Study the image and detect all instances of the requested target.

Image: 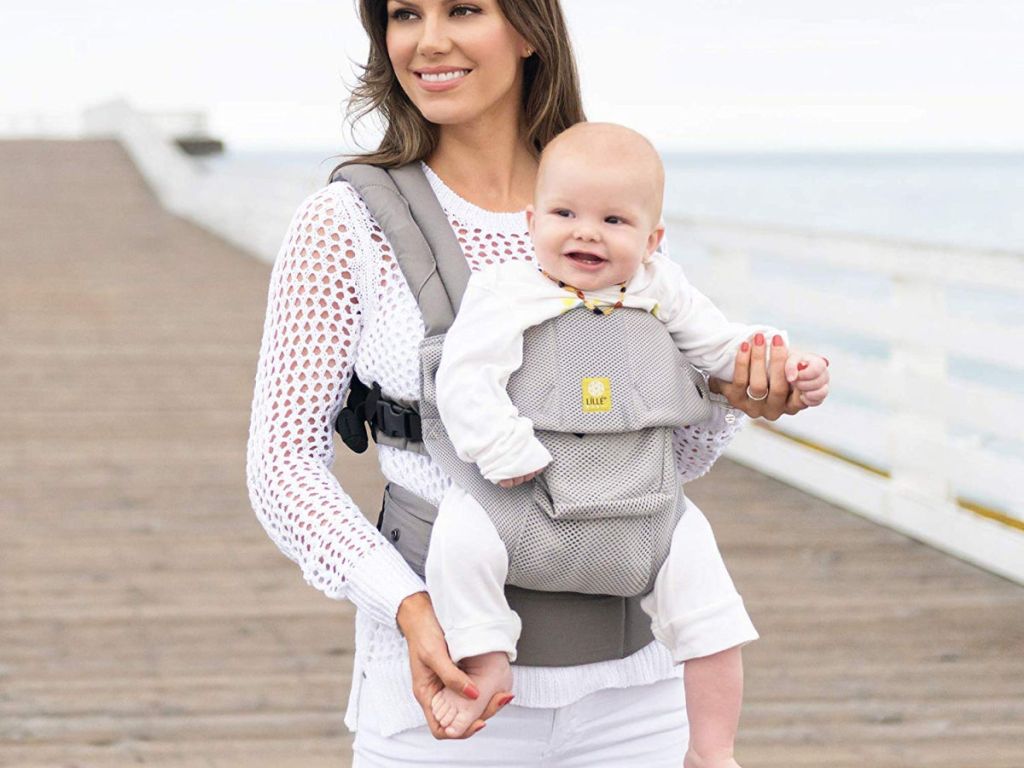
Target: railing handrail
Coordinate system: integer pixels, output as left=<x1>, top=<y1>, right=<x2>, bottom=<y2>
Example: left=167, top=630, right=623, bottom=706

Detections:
left=667, top=213, right=1024, bottom=292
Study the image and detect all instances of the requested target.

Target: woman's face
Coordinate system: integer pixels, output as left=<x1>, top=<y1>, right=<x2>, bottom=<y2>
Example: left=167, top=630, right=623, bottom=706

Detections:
left=385, top=0, right=531, bottom=129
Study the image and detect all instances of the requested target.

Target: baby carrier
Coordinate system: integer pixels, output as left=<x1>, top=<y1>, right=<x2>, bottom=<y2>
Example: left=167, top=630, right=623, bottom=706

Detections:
left=331, top=162, right=713, bottom=665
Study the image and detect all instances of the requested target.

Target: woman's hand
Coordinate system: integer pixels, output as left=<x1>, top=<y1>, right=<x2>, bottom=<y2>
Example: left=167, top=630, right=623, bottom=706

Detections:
left=397, top=591, right=513, bottom=739
left=709, top=332, right=829, bottom=421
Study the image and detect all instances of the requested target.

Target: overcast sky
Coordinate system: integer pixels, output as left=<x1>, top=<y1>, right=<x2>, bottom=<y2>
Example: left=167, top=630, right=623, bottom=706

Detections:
left=4, top=0, right=1023, bottom=151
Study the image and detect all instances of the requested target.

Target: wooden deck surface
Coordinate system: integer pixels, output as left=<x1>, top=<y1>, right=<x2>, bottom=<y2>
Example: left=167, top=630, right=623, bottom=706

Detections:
left=1, top=139, right=1022, bottom=767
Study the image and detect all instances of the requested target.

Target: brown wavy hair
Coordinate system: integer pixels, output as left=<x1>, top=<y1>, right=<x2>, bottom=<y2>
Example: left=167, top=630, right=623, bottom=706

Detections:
left=328, top=0, right=586, bottom=180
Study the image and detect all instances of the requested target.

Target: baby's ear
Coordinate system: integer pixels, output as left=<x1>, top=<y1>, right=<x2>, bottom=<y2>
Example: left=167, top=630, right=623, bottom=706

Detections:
left=525, top=204, right=535, bottom=235
left=644, top=223, right=666, bottom=262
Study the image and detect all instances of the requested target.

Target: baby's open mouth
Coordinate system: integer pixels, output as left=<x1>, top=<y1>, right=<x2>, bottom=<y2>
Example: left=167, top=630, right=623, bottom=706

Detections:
left=566, top=252, right=605, bottom=265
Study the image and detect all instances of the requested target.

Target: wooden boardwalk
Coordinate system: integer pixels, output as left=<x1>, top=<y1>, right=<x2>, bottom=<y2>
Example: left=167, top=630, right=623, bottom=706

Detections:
left=1, top=139, right=1021, bottom=767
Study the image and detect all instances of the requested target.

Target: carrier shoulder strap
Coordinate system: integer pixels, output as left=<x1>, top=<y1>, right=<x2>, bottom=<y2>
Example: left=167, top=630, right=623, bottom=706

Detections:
left=331, top=162, right=468, bottom=337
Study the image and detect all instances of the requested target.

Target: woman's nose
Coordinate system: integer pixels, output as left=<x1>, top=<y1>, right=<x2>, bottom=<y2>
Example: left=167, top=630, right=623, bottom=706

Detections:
left=417, top=16, right=453, bottom=57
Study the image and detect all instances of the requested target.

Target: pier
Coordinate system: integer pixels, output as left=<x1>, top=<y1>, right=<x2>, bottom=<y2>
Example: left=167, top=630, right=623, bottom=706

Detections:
left=1, top=138, right=1022, bottom=767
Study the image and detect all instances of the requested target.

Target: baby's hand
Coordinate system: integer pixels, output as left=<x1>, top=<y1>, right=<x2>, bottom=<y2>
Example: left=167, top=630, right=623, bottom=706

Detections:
left=497, top=468, right=544, bottom=488
left=784, top=352, right=830, bottom=407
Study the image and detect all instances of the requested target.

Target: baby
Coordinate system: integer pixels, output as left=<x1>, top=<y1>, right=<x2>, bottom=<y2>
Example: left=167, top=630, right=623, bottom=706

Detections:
left=423, top=122, right=829, bottom=767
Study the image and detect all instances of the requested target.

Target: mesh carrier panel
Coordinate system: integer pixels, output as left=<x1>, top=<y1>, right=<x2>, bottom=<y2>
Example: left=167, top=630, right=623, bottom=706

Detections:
left=420, top=307, right=712, bottom=597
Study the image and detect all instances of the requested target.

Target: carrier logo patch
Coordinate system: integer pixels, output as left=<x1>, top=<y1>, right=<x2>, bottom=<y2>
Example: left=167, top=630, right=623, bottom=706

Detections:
left=582, top=377, right=611, bottom=413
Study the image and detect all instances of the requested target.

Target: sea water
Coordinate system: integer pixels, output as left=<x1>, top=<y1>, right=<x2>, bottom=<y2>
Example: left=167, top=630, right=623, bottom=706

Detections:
left=201, top=149, right=1024, bottom=253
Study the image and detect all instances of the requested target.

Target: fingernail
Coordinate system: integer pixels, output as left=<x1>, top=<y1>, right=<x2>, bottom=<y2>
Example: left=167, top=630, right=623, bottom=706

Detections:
left=498, top=694, right=515, bottom=707
left=797, top=361, right=808, bottom=371
left=741, top=341, right=750, bottom=352
left=464, top=683, right=480, bottom=699
left=772, top=334, right=783, bottom=347
left=754, top=333, right=764, bottom=345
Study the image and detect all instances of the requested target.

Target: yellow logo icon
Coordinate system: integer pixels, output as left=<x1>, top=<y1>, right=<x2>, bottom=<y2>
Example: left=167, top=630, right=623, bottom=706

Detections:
left=582, top=377, right=612, bottom=413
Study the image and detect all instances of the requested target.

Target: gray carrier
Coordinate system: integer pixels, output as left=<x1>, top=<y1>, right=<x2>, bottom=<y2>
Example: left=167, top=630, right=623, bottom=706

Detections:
left=420, top=309, right=712, bottom=596
left=332, top=161, right=713, bottom=663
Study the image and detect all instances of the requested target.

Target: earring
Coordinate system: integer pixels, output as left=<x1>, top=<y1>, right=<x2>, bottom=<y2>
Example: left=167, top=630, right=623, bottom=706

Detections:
left=525, top=47, right=534, bottom=57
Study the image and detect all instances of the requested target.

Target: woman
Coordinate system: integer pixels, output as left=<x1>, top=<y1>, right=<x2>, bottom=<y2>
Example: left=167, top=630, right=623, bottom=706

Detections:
left=246, top=0, right=820, bottom=764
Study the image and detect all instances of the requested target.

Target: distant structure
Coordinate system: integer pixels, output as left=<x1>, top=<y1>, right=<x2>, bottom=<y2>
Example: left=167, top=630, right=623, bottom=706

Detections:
left=144, top=110, right=224, bottom=156
left=0, top=102, right=223, bottom=155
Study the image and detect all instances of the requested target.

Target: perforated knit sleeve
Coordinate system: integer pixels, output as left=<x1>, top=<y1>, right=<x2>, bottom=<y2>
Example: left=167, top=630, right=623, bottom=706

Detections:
left=673, top=401, right=746, bottom=483
left=246, top=184, right=426, bottom=628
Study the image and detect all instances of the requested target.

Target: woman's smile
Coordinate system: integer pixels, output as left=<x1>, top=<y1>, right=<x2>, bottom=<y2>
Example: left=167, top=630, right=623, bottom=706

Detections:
left=414, top=66, right=473, bottom=91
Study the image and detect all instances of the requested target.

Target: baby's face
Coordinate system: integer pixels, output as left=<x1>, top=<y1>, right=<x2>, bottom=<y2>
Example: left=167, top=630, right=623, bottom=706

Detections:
left=526, top=149, right=664, bottom=293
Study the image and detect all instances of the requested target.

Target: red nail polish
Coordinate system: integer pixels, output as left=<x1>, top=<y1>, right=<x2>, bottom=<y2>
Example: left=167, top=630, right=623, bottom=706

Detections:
left=754, top=333, right=764, bottom=346
left=823, top=357, right=830, bottom=367
left=772, top=334, right=783, bottom=347
left=741, top=341, right=750, bottom=352
left=797, top=361, right=808, bottom=371
left=498, top=694, right=515, bottom=706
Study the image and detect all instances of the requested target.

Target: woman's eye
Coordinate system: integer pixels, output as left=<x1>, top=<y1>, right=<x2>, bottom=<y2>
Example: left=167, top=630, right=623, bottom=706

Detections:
left=390, top=5, right=477, bottom=21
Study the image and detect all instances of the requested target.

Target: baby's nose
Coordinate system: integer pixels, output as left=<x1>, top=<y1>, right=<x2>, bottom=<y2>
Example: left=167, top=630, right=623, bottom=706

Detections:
left=573, top=225, right=599, bottom=241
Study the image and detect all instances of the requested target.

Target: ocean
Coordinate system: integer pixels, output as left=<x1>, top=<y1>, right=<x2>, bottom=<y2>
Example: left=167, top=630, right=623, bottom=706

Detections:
left=200, top=150, right=1024, bottom=254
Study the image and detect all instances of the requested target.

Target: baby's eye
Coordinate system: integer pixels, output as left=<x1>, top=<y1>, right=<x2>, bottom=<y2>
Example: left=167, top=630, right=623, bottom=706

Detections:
left=605, top=215, right=625, bottom=225
left=553, top=209, right=573, bottom=218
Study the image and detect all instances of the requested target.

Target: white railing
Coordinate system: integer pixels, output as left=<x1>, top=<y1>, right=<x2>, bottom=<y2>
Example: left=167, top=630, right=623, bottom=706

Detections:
left=0, top=112, right=81, bottom=138
left=1, top=108, right=208, bottom=141
left=81, top=99, right=321, bottom=261
left=143, top=110, right=209, bottom=139
left=668, top=215, right=1024, bottom=584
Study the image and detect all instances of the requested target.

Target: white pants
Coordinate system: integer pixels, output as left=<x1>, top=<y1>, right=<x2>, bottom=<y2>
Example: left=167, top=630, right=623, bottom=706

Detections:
left=425, top=485, right=758, bottom=665
left=352, top=676, right=688, bottom=767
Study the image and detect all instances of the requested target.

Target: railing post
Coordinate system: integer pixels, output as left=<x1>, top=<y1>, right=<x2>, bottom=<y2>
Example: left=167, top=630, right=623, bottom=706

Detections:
left=887, top=276, right=952, bottom=512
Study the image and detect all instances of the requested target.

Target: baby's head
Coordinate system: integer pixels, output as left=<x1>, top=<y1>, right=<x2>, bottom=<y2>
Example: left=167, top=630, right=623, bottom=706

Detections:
left=526, top=122, right=666, bottom=292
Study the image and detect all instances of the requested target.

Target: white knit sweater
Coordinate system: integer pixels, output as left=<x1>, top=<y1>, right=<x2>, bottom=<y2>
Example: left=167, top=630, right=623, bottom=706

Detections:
left=245, top=161, right=747, bottom=736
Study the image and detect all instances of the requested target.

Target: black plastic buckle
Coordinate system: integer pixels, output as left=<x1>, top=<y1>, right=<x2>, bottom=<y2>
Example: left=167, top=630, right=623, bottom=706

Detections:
left=335, top=376, right=371, bottom=453
left=374, top=400, right=422, bottom=441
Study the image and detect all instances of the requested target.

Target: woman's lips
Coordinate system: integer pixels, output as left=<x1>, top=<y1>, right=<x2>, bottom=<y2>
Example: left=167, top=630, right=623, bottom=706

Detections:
left=414, top=69, right=471, bottom=92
